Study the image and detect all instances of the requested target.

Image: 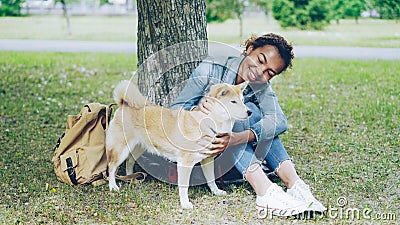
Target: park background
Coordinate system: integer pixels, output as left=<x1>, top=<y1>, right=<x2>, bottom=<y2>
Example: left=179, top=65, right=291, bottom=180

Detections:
left=0, top=0, right=399, bottom=224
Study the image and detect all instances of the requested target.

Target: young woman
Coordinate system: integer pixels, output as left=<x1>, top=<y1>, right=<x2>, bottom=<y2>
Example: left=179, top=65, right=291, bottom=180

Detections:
left=170, top=33, right=326, bottom=216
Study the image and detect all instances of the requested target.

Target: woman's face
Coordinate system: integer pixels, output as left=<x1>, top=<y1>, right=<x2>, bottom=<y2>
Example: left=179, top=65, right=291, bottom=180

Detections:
left=237, top=45, right=286, bottom=84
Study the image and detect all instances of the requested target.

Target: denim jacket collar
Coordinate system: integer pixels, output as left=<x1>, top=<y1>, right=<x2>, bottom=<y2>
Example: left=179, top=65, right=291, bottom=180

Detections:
left=221, top=55, right=245, bottom=85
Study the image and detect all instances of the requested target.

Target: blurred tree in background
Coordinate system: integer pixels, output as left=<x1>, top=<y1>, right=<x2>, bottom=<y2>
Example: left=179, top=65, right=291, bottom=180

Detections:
left=205, top=0, right=234, bottom=22
left=271, top=0, right=296, bottom=27
left=251, top=0, right=271, bottom=16
left=330, top=0, right=346, bottom=24
left=373, top=0, right=400, bottom=20
left=0, top=0, right=22, bottom=16
left=2, top=0, right=399, bottom=29
left=271, top=0, right=330, bottom=30
left=343, top=0, right=367, bottom=23
left=206, top=0, right=246, bottom=37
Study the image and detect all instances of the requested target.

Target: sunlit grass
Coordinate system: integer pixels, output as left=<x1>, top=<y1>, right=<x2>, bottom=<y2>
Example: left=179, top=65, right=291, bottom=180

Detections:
left=0, top=15, right=137, bottom=42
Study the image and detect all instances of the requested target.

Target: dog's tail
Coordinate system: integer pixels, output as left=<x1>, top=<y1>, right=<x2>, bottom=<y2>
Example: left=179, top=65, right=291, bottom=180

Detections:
left=114, top=80, right=146, bottom=109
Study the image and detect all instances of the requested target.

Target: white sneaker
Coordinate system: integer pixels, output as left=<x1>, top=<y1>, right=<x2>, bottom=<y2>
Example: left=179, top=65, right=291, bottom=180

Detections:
left=287, top=179, right=327, bottom=212
left=256, top=183, right=310, bottom=217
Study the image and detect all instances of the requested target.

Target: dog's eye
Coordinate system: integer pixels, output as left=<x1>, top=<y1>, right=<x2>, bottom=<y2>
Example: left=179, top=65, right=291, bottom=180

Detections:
left=231, top=100, right=237, bottom=104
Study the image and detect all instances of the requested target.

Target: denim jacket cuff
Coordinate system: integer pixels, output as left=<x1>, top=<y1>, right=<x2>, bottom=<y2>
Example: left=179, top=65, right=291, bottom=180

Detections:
left=181, top=105, right=194, bottom=111
left=250, top=123, right=262, bottom=143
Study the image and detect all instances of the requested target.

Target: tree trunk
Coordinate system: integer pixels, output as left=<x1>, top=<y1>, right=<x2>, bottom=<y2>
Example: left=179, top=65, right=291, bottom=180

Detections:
left=60, top=0, right=72, bottom=36
left=136, top=0, right=208, bottom=106
left=239, top=15, right=243, bottom=39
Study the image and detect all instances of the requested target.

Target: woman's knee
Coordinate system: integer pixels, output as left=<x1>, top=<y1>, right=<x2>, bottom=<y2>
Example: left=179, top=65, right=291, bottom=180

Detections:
left=227, top=144, right=257, bottom=174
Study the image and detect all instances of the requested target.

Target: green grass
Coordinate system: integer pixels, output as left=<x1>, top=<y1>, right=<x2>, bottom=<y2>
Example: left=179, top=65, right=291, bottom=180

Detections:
left=0, top=15, right=400, bottom=47
left=0, top=15, right=137, bottom=42
left=0, top=52, right=399, bottom=224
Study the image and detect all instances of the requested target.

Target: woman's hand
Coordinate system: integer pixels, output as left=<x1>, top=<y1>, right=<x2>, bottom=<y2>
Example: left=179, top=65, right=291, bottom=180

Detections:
left=199, top=130, right=256, bottom=157
left=199, top=133, right=232, bottom=157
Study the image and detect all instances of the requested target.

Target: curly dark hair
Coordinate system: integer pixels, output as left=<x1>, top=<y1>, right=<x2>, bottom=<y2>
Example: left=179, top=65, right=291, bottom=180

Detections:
left=243, top=33, right=294, bottom=73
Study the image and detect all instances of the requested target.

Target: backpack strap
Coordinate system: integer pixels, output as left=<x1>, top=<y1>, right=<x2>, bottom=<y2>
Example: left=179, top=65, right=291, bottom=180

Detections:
left=92, top=170, right=147, bottom=187
left=116, top=172, right=147, bottom=185
left=105, top=103, right=116, bottom=131
left=92, top=179, right=107, bottom=187
left=66, top=157, right=78, bottom=185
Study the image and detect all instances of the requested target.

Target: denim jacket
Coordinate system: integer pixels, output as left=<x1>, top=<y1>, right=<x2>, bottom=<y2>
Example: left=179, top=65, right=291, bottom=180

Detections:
left=170, top=55, right=288, bottom=142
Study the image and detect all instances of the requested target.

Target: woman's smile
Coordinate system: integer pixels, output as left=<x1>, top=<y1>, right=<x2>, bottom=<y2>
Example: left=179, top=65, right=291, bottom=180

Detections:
left=248, top=67, right=258, bottom=81
left=237, top=45, right=285, bottom=85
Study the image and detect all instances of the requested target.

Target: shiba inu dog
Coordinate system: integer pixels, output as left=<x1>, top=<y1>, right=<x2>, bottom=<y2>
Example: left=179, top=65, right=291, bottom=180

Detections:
left=106, top=79, right=250, bottom=209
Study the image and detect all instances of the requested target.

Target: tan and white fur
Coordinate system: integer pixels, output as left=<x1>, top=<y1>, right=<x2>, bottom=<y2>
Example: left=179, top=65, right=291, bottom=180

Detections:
left=106, top=80, right=250, bottom=209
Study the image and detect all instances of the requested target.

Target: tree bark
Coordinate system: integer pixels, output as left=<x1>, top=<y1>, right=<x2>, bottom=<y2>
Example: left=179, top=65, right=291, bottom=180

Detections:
left=60, top=0, right=72, bottom=36
left=136, top=0, right=208, bottom=106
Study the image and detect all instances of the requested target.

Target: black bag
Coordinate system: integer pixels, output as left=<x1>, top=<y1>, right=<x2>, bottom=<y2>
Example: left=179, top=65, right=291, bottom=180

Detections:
left=134, top=152, right=277, bottom=188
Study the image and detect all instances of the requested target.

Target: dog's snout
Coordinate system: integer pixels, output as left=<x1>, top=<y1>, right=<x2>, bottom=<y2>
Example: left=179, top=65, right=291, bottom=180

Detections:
left=247, top=110, right=252, bottom=116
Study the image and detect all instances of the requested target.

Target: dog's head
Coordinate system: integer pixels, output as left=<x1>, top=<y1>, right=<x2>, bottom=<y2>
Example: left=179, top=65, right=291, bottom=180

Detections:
left=208, top=82, right=251, bottom=121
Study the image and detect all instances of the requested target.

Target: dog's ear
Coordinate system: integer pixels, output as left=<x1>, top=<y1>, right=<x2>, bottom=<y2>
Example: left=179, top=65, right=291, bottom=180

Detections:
left=220, top=89, right=230, bottom=97
left=237, top=81, right=249, bottom=92
left=209, top=83, right=230, bottom=98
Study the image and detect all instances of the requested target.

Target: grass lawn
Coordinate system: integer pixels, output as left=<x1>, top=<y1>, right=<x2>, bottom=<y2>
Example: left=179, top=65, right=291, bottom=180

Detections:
left=0, top=52, right=399, bottom=224
left=0, top=15, right=399, bottom=47
left=0, top=15, right=137, bottom=42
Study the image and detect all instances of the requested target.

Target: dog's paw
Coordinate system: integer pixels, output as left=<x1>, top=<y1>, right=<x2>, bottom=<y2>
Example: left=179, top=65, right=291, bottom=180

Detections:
left=180, top=201, right=194, bottom=209
left=213, top=189, right=227, bottom=196
left=109, top=182, right=120, bottom=192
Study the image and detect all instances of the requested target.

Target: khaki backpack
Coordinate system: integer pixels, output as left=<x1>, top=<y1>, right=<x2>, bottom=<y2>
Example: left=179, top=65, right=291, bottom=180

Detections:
left=52, top=103, right=145, bottom=186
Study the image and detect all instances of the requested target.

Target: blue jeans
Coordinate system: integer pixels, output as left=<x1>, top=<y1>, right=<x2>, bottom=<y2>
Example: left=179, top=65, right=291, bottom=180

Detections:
left=225, top=102, right=291, bottom=176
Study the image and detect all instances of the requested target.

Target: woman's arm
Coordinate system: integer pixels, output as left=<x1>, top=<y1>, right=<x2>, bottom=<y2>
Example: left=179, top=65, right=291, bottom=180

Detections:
left=169, top=62, right=211, bottom=110
left=253, top=84, right=288, bottom=142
